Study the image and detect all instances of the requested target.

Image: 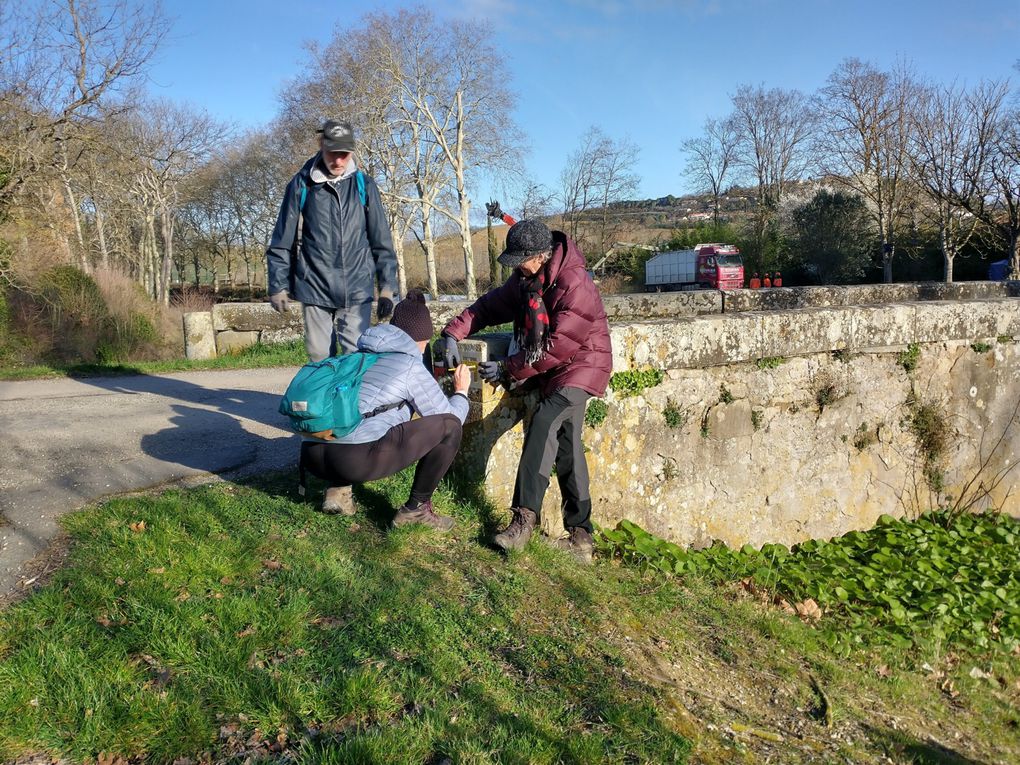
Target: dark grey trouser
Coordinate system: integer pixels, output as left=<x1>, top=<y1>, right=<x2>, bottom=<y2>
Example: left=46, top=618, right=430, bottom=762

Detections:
left=303, top=302, right=373, bottom=361
left=513, top=386, right=593, bottom=533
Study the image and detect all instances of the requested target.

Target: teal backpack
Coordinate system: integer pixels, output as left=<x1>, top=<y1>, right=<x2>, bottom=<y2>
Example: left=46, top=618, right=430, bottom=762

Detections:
left=279, top=351, right=404, bottom=438
left=280, top=351, right=407, bottom=495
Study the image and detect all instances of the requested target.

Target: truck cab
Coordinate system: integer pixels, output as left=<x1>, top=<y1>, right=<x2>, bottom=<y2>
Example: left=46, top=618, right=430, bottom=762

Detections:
left=694, top=243, right=744, bottom=289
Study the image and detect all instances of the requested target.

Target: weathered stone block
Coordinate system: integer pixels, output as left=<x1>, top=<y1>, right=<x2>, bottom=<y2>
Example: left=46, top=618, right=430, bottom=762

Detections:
left=260, top=327, right=304, bottom=345
left=215, top=330, right=260, bottom=355
left=851, top=303, right=916, bottom=350
left=213, top=302, right=302, bottom=332
left=760, top=307, right=852, bottom=358
left=183, top=311, right=216, bottom=360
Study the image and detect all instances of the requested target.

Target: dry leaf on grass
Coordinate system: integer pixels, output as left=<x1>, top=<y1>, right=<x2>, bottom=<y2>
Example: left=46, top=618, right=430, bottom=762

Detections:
left=876, top=664, right=893, bottom=678
left=236, top=626, right=256, bottom=638
left=128, top=521, right=146, bottom=533
left=262, top=559, right=283, bottom=570
left=794, top=598, right=822, bottom=624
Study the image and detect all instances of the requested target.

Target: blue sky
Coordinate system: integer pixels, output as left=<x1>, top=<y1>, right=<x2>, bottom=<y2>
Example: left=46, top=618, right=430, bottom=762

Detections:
left=146, top=0, right=1019, bottom=202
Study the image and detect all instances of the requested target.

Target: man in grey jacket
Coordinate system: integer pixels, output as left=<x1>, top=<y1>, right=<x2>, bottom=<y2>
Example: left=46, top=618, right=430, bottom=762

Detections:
left=266, top=119, right=398, bottom=361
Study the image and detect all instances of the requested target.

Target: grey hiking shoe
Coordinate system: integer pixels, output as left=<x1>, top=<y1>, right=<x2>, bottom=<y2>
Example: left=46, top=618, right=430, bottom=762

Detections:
left=322, top=485, right=355, bottom=515
left=554, top=527, right=594, bottom=564
left=493, top=507, right=537, bottom=551
left=392, top=501, right=455, bottom=532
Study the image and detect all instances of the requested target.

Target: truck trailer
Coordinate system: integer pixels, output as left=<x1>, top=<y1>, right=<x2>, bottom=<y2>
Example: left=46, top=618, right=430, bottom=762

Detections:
left=644, top=243, right=744, bottom=291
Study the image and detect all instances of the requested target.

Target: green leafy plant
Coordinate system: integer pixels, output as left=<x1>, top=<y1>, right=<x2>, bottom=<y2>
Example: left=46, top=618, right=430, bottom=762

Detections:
left=751, top=409, right=763, bottom=431
left=718, top=384, right=734, bottom=404
left=970, top=341, right=992, bottom=353
left=609, top=368, right=664, bottom=397
left=585, top=398, right=609, bottom=428
left=755, top=356, right=785, bottom=370
left=662, top=398, right=687, bottom=429
left=897, top=343, right=921, bottom=373
left=997, top=335, right=1013, bottom=344
left=597, top=511, right=1020, bottom=655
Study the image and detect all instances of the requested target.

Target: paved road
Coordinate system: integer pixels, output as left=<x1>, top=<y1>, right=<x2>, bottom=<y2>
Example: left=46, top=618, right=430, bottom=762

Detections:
left=0, top=367, right=302, bottom=600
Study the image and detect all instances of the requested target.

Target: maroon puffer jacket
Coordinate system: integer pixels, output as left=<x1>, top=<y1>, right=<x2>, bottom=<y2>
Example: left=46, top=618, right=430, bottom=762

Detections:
left=443, top=231, right=612, bottom=397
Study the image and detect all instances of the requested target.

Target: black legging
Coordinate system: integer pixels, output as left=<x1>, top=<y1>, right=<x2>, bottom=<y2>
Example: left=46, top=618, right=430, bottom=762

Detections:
left=302, top=414, right=463, bottom=507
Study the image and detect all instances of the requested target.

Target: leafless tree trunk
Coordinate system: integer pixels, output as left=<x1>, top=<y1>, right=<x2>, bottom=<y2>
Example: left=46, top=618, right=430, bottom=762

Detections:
left=908, top=82, right=983, bottom=282
left=681, top=116, right=740, bottom=226
left=816, top=59, right=918, bottom=283
left=560, top=126, right=640, bottom=258
left=730, top=84, right=815, bottom=268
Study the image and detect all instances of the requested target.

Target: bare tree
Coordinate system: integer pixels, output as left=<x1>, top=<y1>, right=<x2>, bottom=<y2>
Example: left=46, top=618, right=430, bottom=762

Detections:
left=815, top=59, right=918, bottom=282
left=560, top=126, right=641, bottom=258
left=681, top=116, right=740, bottom=226
left=730, top=84, right=815, bottom=267
left=908, top=82, right=983, bottom=282
left=0, top=0, right=168, bottom=210
left=123, top=101, right=226, bottom=303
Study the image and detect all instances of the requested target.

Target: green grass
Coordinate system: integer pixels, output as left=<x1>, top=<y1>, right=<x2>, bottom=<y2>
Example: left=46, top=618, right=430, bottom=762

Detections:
left=0, top=340, right=307, bottom=381
left=1, top=472, right=1017, bottom=764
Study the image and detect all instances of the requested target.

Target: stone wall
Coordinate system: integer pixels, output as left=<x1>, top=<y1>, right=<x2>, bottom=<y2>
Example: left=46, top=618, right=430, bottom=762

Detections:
left=181, top=282, right=1018, bottom=359
left=455, top=297, right=1020, bottom=547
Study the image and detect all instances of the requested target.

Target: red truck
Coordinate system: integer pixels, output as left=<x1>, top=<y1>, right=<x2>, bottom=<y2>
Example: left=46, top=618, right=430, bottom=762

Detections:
left=644, top=243, right=745, bottom=291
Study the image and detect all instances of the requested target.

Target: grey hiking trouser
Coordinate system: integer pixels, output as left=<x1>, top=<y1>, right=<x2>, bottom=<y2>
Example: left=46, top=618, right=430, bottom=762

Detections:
left=303, top=302, right=373, bottom=361
left=513, top=386, right=593, bottom=533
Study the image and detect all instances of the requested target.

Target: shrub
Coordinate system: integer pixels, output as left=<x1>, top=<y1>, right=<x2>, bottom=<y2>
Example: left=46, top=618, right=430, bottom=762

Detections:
left=663, top=398, right=687, bottom=429
left=897, top=343, right=920, bottom=373
left=584, top=398, right=608, bottom=428
left=609, top=368, right=664, bottom=397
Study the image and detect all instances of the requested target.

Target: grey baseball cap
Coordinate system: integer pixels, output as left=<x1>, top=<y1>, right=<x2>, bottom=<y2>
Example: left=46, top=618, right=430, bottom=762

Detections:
left=318, top=119, right=356, bottom=153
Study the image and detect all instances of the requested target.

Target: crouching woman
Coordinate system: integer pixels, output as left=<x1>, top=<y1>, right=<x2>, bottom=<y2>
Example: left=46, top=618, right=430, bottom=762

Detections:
left=301, top=289, right=471, bottom=530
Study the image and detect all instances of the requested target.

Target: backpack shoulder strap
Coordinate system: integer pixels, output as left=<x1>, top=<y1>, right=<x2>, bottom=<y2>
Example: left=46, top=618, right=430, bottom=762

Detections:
left=356, top=170, right=366, bottom=208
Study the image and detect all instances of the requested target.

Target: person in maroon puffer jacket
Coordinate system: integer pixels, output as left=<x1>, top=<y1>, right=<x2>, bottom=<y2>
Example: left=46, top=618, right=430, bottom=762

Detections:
left=434, top=219, right=612, bottom=563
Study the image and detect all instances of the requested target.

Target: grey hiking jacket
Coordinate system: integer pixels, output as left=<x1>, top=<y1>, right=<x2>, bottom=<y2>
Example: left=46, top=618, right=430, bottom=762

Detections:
left=326, top=323, right=469, bottom=445
left=266, top=155, right=397, bottom=310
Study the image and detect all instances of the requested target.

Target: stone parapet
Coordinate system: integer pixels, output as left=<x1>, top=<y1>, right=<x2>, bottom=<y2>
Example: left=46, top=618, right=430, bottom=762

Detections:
left=722, top=281, right=1014, bottom=312
left=457, top=296, right=1020, bottom=548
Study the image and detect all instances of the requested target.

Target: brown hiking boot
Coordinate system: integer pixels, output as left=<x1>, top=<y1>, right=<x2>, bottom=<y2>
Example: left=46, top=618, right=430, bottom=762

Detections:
left=321, top=485, right=355, bottom=515
left=554, top=527, right=595, bottom=564
left=392, top=501, right=455, bottom=532
left=493, top=507, right=537, bottom=551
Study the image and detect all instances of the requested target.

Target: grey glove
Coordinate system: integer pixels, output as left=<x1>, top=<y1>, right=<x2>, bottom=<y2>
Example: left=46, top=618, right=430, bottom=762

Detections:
left=377, top=296, right=394, bottom=320
left=478, top=359, right=507, bottom=385
left=269, top=291, right=290, bottom=313
left=433, top=335, right=461, bottom=369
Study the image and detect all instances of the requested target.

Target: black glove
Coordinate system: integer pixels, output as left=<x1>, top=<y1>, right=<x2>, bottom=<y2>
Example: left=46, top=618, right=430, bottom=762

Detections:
left=377, top=296, right=394, bottom=320
left=485, top=200, right=504, bottom=220
left=478, top=359, right=507, bottom=384
left=433, top=335, right=461, bottom=368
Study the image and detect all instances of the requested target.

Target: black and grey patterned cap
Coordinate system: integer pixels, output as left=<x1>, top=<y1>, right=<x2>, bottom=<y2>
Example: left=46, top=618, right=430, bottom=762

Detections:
left=318, top=119, right=356, bottom=153
left=498, top=219, right=553, bottom=268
